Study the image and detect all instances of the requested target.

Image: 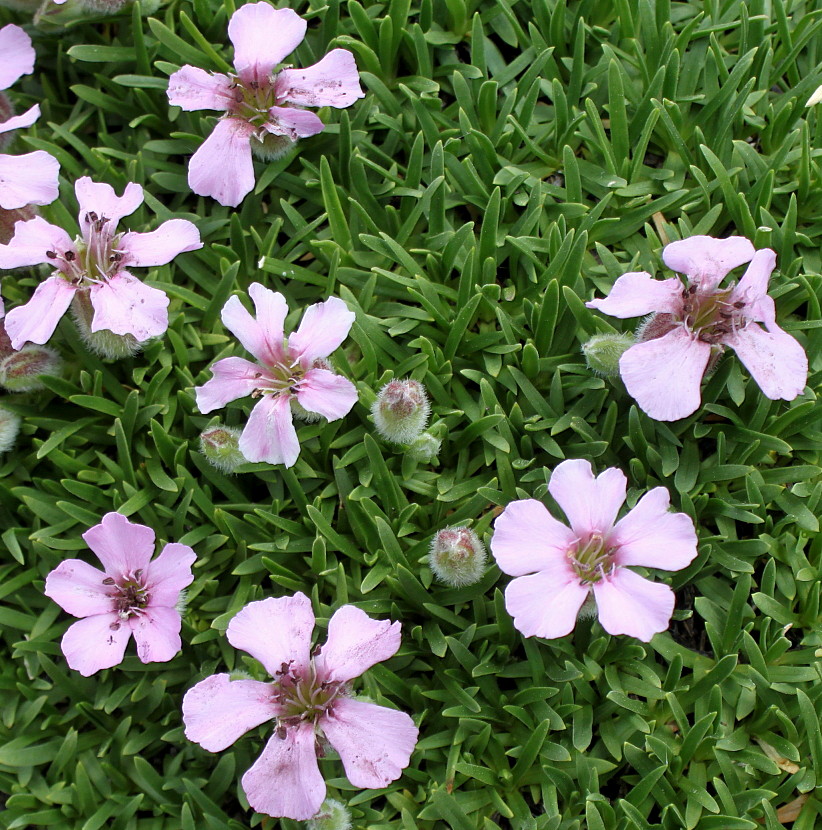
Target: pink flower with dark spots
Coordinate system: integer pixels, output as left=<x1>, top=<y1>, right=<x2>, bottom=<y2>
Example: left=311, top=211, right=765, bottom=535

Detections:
left=182, top=593, right=418, bottom=820
left=586, top=235, right=808, bottom=421
left=195, top=282, right=357, bottom=468
left=167, top=2, right=364, bottom=206
left=491, top=459, right=698, bottom=642
left=0, top=176, right=201, bottom=350
left=44, top=512, right=196, bottom=676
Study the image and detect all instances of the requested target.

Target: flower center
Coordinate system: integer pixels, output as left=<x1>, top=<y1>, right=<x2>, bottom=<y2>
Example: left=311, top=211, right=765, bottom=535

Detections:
left=104, top=569, right=150, bottom=620
left=228, top=74, right=282, bottom=127
left=272, top=660, right=344, bottom=731
left=568, top=532, right=615, bottom=584
left=46, top=212, right=124, bottom=285
left=680, top=284, right=746, bottom=344
left=252, top=354, right=306, bottom=398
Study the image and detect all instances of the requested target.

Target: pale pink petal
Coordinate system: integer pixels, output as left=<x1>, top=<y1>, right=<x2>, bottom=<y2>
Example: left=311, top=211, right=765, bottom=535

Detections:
left=221, top=283, right=287, bottom=365
left=60, top=612, right=132, bottom=676
left=321, top=698, right=417, bottom=789
left=0, top=216, right=74, bottom=269
left=195, top=356, right=268, bottom=413
left=226, top=593, right=315, bottom=677
left=129, top=605, right=183, bottom=664
left=548, top=459, right=627, bottom=535
left=0, top=151, right=60, bottom=209
left=490, top=498, right=576, bottom=577
left=295, top=368, right=357, bottom=421
left=44, top=559, right=115, bottom=618
left=167, top=66, right=233, bottom=112
left=725, top=322, right=808, bottom=401
left=183, top=673, right=280, bottom=752
left=0, top=104, right=41, bottom=135
left=593, top=568, right=675, bottom=641
left=315, top=605, right=400, bottom=684
left=264, top=107, right=325, bottom=140
left=4, top=277, right=75, bottom=349
left=0, top=25, right=35, bottom=91
left=228, top=4, right=307, bottom=83
left=610, top=488, right=698, bottom=571
left=276, top=49, right=364, bottom=109
left=662, top=235, right=755, bottom=290
left=188, top=118, right=256, bottom=208
left=82, top=511, right=156, bottom=578
left=120, top=219, right=202, bottom=267
left=74, top=178, right=143, bottom=234
left=88, top=272, right=169, bottom=341
left=241, top=722, right=325, bottom=821
left=618, top=328, right=711, bottom=421
left=504, top=571, right=590, bottom=639
left=586, top=272, right=683, bottom=318
left=239, top=393, right=301, bottom=467
left=288, top=296, right=355, bottom=364
left=730, top=249, right=777, bottom=327
left=143, top=542, right=196, bottom=607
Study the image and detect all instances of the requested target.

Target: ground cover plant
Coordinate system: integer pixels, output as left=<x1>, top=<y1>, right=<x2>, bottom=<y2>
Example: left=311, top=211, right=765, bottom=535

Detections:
left=1, top=0, right=821, bottom=828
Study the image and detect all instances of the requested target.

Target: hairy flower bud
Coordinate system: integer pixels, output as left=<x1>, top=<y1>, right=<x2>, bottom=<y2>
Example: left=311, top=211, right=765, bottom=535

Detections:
left=582, top=333, right=635, bottom=377
left=429, top=526, right=487, bottom=588
left=0, top=344, right=62, bottom=392
left=406, top=430, right=441, bottom=463
left=307, top=799, right=352, bottom=830
left=199, top=424, right=245, bottom=473
left=372, top=379, right=430, bottom=444
left=0, top=405, right=21, bottom=452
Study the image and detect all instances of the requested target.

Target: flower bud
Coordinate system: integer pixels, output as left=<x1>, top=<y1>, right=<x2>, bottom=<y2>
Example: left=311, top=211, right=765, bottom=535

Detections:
left=199, top=424, right=245, bottom=473
left=70, top=291, right=142, bottom=359
left=307, top=799, right=352, bottom=830
left=406, top=430, right=441, bottom=463
left=0, top=405, right=21, bottom=452
left=0, top=344, right=63, bottom=392
left=581, top=333, right=635, bottom=377
left=372, top=379, right=430, bottom=444
left=429, top=526, right=487, bottom=588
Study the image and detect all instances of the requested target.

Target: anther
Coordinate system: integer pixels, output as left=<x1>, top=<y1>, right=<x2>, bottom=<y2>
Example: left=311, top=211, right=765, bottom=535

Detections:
left=65, top=251, right=76, bottom=262
left=102, top=577, right=115, bottom=585
left=46, top=250, right=57, bottom=259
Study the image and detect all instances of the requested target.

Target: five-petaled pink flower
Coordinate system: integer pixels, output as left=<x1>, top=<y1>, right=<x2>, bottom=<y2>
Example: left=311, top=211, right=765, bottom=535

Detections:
left=167, top=2, right=365, bottom=206
left=0, top=24, right=60, bottom=210
left=195, top=282, right=357, bottom=468
left=586, top=235, right=808, bottom=421
left=44, top=512, right=196, bottom=676
left=491, top=459, right=698, bottom=642
left=0, top=176, right=202, bottom=350
left=182, top=592, right=418, bottom=820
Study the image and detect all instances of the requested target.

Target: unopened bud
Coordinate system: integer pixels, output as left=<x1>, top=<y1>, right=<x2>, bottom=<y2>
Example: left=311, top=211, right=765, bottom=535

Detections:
left=199, top=424, right=245, bottom=473
left=0, top=344, right=62, bottom=391
left=581, top=333, right=635, bottom=377
left=70, top=291, right=142, bottom=359
left=78, top=0, right=130, bottom=12
left=307, top=798, right=352, bottom=830
left=429, top=526, right=487, bottom=588
left=406, top=430, right=441, bottom=463
left=372, top=379, right=430, bottom=444
left=0, top=405, right=21, bottom=452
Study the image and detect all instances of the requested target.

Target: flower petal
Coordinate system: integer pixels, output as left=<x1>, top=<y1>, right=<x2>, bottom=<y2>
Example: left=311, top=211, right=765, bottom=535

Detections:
left=315, top=605, right=401, bottom=684
left=89, top=272, right=169, bottom=341
left=228, top=4, right=307, bottom=83
left=167, top=66, right=233, bottom=112
left=74, top=178, right=143, bottom=235
left=4, top=276, right=75, bottom=349
left=183, top=673, right=280, bottom=752
left=44, top=559, right=115, bottom=618
left=618, top=328, right=711, bottom=421
left=0, top=24, right=35, bottom=91
left=60, top=612, right=132, bottom=676
left=548, top=459, right=627, bottom=536
left=593, top=569, right=675, bottom=642
left=725, top=322, right=808, bottom=402
left=120, top=219, right=202, bottom=267
left=276, top=49, right=365, bottom=109
left=239, top=393, right=301, bottom=468
left=295, top=368, right=357, bottom=421
left=0, top=104, right=41, bottom=135
left=730, top=249, right=777, bottom=327
left=188, top=118, right=256, bottom=207
left=611, top=488, right=698, bottom=571
left=82, top=511, right=156, bottom=578
left=0, top=216, right=74, bottom=269
left=586, top=272, right=683, bottom=318
left=504, top=571, right=590, bottom=639
left=662, top=235, right=755, bottom=290
left=241, top=722, right=325, bottom=821
left=0, top=151, right=60, bottom=210
left=490, top=498, right=576, bottom=577
left=144, top=542, right=196, bottom=607
left=195, top=356, right=267, bottom=413
left=129, top=606, right=183, bottom=664
left=322, top=699, right=418, bottom=789
left=289, top=296, right=355, bottom=364
left=221, top=283, right=287, bottom=365
left=226, top=593, right=315, bottom=677
left=264, top=107, right=325, bottom=140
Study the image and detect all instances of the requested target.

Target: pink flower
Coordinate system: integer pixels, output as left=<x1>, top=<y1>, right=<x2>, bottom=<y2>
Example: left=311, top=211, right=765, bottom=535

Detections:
left=44, top=512, right=196, bottom=676
left=491, top=459, right=698, bottom=642
left=0, top=24, right=60, bottom=210
left=586, top=235, right=808, bottom=420
left=167, top=2, right=365, bottom=206
left=0, top=176, right=202, bottom=350
left=182, top=593, right=418, bottom=820
left=195, top=283, right=357, bottom=468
